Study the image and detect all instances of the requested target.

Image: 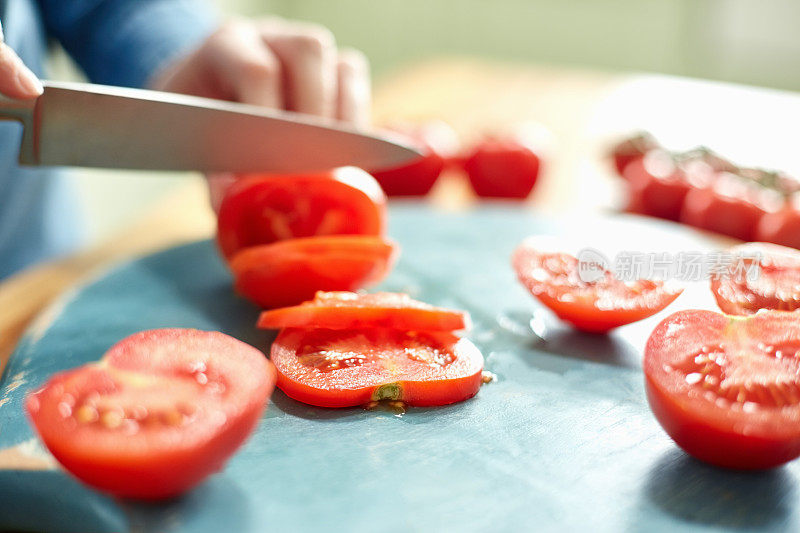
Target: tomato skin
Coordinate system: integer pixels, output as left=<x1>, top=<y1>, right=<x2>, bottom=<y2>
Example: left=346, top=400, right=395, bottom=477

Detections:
left=271, top=328, right=483, bottom=408
left=257, top=291, right=471, bottom=332
left=512, top=238, right=682, bottom=333
left=756, top=206, right=800, bottom=250
left=464, top=137, right=541, bottom=198
left=624, top=154, right=691, bottom=221
left=216, top=167, right=386, bottom=259
left=26, top=329, right=276, bottom=499
left=610, top=132, right=660, bottom=176
left=680, top=173, right=766, bottom=241
left=370, top=122, right=458, bottom=196
left=710, top=242, right=800, bottom=315
left=230, top=236, right=399, bottom=309
left=644, top=310, right=800, bottom=469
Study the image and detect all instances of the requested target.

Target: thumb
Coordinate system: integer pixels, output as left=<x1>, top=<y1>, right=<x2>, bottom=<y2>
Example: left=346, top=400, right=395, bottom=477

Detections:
left=0, top=20, right=42, bottom=99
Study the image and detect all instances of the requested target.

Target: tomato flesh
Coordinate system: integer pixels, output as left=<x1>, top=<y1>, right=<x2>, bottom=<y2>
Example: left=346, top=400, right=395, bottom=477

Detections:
left=230, top=236, right=399, bottom=309
left=645, top=310, right=800, bottom=469
left=512, top=239, right=682, bottom=333
left=216, top=167, right=386, bottom=259
left=271, top=328, right=484, bottom=408
left=258, top=291, right=471, bottom=332
left=711, top=242, right=800, bottom=315
left=25, top=329, right=276, bottom=499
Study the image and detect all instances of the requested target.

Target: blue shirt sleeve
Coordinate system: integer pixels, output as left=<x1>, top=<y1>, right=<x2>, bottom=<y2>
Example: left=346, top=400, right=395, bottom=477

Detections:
left=37, top=0, right=219, bottom=89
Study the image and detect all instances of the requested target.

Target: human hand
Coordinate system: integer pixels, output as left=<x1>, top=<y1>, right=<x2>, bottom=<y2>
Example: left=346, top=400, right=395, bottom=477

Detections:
left=150, top=17, right=371, bottom=212
left=0, top=21, right=43, bottom=99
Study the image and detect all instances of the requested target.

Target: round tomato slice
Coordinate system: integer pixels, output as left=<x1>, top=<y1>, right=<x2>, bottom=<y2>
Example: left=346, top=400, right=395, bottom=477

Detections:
left=230, top=236, right=399, bottom=309
left=512, top=239, right=682, bottom=333
left=710, top=242, right=800, bottom=315
left=216, top=166, right=386, bottom=259
left=271, top=327, right=483, bottom=408
left=645, top=309, right=800, bottom=469
left=258, top=291, right=471, bottom=332
left=26, top=329, right=276, bottom=499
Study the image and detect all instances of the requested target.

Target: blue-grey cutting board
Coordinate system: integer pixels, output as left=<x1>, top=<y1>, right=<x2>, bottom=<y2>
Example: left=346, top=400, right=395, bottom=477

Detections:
left=1, top=204, right=797, bottom=533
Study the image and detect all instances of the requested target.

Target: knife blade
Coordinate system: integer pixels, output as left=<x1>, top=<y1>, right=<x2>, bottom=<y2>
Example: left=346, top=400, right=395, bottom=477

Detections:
left=0, top=81, right=420, bottom=173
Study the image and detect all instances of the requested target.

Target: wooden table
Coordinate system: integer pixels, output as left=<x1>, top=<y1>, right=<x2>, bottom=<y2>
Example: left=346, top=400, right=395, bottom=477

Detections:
left=3, top=57, right=800, bottom=373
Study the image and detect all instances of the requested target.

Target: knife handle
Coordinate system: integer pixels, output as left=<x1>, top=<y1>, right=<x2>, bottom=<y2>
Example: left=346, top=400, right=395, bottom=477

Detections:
left=0, top=94, right=37, bottom=164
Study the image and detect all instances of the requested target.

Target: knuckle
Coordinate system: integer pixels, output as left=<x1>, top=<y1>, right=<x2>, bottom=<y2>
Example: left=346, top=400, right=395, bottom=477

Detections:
left=241, top=58, right=280, bottom=82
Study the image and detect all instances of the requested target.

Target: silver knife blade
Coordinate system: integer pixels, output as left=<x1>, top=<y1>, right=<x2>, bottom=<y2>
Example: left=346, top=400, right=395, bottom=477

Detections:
left=3, top=81, right=420, bottom=173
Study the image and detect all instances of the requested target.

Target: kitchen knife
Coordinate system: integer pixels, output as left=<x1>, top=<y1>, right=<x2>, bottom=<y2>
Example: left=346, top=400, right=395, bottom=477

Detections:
left=0, top=80, right=420, bottom=173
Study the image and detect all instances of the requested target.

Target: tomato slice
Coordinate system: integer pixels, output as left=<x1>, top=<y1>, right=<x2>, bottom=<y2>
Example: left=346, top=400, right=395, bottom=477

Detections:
left=216, top=167, right=386, bottom=259
left=230, top=236, right=399, bottom=309
left=257, top=291, right=471, bottom=332
left=25, top=329, right=276, bottom=499
left=512, top=238, right=682, bottom=333
left=645, top=309, right=800, bottom=469
left=710, top=242, right=800, bottom=315
left=271, top=327, right=483, bottom=408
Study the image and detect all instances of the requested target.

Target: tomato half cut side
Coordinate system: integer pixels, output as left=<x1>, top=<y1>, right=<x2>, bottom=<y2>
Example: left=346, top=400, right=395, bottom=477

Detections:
left=512, top=238, right=682, bottom=333
left=258, top=291, right=471, bottom=332
left=26, top=329, right=276, bottom=499
left=645, top=309, right=800, bottom=469
left=230, top=236, right=399, bottom=309
left=217, top=167, right=387, bottom=259
left=271, top=327, right=483, bottom=408
left=710, top=242, right=800, bottom=315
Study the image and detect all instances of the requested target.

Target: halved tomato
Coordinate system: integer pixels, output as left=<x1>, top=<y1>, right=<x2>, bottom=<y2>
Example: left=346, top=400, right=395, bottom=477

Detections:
left=258, top=291, right=471, bottom=332
left=271, top=327, right=483, bottom=407
left=230, top=236, right=399, bottom=309
left=710, top=242, right=800, bottom=315
left=216, top=167, right=386, bottom=259
left=26, top=329, right=276, bottom=499
left=512, top=239, right=682, bottom=333
left=645, top=309, right=800, bottom=469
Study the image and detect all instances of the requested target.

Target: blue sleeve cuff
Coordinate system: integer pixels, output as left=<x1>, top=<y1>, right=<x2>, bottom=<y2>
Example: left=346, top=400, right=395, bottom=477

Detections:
left=41, top=0, right=220, bottom=89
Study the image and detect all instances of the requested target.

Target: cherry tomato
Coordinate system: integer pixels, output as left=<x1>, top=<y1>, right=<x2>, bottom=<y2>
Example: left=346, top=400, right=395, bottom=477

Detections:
left=757, top=205, right=800, bottom=250
left=610, top=132, right=659, bottom=176
left=271, top=327, right=483, bottom=408
left=645, top=309, right=800, bottom=469
left=512, top=238, right=682, bottom=333
left=258, top=291, right=471, bottom=332
left=624, top=151, right=694, bottom=221
left=230, top=236, right=399, bottom=309
left=710, top=242, right=800, bottom=315
left=679, top=172, right=775, bottom=241
left=216, top=167, right=386, bottom=259
left=463, top=134, right=542, bottom=198
left=25, top=329, right=276, bottom=499
left=370, top=121, right=459, bottom=196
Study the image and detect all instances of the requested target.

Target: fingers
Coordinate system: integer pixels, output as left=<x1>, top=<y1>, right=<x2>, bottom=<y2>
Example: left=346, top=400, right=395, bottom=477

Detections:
left=336, top=48, right=370, bottom=127
left=260, top=20, right=337, bottom=118
left=0, top=22, right=42, bottom=99
left=205, top=20, right=283, bottom=108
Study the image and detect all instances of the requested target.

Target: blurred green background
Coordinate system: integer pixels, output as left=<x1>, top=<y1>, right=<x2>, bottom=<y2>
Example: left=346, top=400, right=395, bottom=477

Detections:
left=225, top=0, right=800, bottom=91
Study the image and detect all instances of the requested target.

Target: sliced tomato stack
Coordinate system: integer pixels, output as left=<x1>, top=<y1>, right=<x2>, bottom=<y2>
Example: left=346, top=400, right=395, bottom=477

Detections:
left=216, top=167, right=399, bottom=308
left=258, top=291, right=484, bottom=408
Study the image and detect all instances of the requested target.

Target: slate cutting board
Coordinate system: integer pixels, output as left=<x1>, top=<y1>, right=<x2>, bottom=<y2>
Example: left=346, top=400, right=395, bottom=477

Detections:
left=0, top=204, right=797, bottom=532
